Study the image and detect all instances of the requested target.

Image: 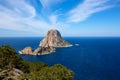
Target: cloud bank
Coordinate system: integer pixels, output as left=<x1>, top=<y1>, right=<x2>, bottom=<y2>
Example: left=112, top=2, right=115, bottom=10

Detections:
left=0, top=0, right=119, bottom=36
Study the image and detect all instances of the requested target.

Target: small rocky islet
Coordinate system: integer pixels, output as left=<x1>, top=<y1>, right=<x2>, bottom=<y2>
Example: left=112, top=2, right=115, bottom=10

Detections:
left=19, top=29, right=72, bottom=55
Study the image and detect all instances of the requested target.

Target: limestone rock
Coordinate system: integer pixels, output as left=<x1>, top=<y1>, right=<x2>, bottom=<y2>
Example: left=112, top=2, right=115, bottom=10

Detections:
left=1, top=68, right=24, bottom=80
left=33, top=47, right=55, bottom=55
left=19, top=47, right=33, bottom=55
left=19, top=29, right=72, bottom=55
left=40, top=29, right=72, bottom=47
left=8, top=68, right=24, bottom=79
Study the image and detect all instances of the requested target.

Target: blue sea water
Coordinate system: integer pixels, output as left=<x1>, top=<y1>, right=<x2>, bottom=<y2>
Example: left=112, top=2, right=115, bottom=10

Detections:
left=0, top=37, right=120, bottom=80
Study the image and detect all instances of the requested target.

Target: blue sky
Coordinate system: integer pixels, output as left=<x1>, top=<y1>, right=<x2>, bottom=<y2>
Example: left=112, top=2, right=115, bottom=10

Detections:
left=0, top=0, right=120, bottom=37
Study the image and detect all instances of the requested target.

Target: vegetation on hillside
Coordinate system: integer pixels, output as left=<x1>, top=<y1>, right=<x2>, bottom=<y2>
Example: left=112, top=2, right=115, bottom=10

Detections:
left=0, top=45, right=74, bottom=80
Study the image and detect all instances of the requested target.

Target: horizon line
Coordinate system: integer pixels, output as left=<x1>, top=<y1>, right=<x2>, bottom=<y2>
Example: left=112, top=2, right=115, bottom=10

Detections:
left=0, top=36, right=120, bottom=38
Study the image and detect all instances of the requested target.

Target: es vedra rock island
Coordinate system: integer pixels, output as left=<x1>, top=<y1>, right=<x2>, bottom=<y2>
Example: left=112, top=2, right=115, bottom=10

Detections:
left=19, top=29, right=72, bottom=55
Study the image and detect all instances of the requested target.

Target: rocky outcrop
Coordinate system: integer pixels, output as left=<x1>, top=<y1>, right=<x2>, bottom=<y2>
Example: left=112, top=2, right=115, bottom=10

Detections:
left=0, top=68, right=24, bottom=80
left=33, top=47, right=55, bottom=55
left=19, top=47, right=34, bottom=55
left=40, top=29, right=72, bottom=47
left=19, top=29, right=72, bottom=55
left=8, top=68, right=24, bottom=79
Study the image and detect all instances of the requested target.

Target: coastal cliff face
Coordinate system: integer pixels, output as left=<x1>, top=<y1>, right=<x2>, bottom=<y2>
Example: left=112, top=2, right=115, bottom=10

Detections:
left=40, top=29, right=72, bottom=47
left=19, top=29, right=72, bottom=55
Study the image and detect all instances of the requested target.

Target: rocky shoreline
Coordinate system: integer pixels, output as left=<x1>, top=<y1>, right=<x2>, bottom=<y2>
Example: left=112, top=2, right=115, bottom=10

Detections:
left=19, top=29, right=72, bottom=55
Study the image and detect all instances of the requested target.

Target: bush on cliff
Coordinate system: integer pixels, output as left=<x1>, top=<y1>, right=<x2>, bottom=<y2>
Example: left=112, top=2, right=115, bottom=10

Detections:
left=0, top=45, right=74, bottom=80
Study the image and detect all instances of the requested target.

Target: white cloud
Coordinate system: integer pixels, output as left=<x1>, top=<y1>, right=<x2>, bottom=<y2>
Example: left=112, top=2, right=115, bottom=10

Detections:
left=40, top=0, right=65, bottom=8
left=68, top=0, right=115, bottom=23
left=49, top=14, right=57, bottom=24
left=0, top=0, right=36, bottom=32
left=0, top=0, right=66, bottom=35
left=6, top=0, right=36, bottom=18
left=0, top=0, right=52, bottom=32
left=0, top=0, right=119, bottom=37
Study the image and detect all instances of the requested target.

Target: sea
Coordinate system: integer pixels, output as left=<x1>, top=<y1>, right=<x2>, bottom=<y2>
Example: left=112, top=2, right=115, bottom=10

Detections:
left=0, top=37, right=120, bottom=80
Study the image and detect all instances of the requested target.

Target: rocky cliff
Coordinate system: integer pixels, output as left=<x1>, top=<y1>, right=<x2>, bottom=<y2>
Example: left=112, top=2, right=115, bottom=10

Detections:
left=19, top=47, right=33, bottom=55
left=19, top=29, right=72, bottom=55
left=40, top=29, right=72, bottom=47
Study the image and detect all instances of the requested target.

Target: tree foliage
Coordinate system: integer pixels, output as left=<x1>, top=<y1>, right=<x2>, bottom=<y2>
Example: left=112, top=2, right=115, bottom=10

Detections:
left=19, top=64, right=74, bottom=80
left=0, top=45, right=74, bottom=80
left=0, top=45, right=22, bottom=70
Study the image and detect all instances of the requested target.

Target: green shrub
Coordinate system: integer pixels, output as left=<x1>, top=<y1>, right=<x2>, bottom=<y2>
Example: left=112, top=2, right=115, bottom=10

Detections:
left=19, top=64, right=74, bottom=80
left=0, top=45, right=74, bottom=80
left=0, top=45, right=22, bottom=70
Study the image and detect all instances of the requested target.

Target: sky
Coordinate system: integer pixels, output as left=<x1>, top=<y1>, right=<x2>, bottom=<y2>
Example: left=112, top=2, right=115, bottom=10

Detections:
left=0, top=0, right=120, bottom=37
